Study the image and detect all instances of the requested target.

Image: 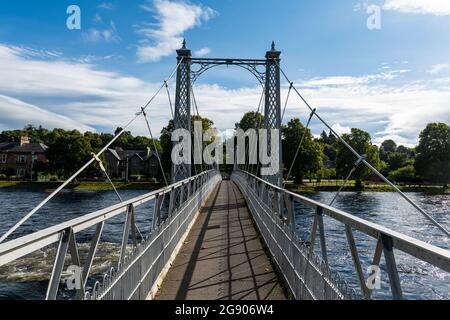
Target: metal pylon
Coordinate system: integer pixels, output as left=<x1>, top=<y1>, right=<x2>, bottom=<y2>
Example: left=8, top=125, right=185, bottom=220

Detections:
left=263, top=41, right=283, bottom=186
left=172, top=40, right=192, bottom=183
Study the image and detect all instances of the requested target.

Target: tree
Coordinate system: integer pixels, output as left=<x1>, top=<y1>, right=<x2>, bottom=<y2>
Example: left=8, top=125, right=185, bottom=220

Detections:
left=380, top=139, right=397, bottom=161
left=160, top=116, right=215, bottom=177
left=235, top=112, right=264, bottom=131
left=318, top=130, right=337, bottom=162
left=414, top=123, right=450, bottom=187
left=388, top=165, right=416, bottom=183
left=335, top=128, right=380, bottom=189
left=386, top=152, right=408, bottom=171
left=47, top=130, right=93, bottom=178
left=282, top=118, right=323, bottom=184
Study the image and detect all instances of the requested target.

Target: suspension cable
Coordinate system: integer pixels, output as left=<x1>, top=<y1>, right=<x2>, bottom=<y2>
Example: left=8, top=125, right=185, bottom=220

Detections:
left=141, top=108, right=169, bottom=187
left=92, top=153, right=123, bottom=202
left=329, top=156, right=365, bottom=206
left=189, top=83, right=203, bottom=173
left=164, top=81, right=174, bottom=119
left=275, top=61, right=450, bottom=238
left=246, top=88, right=265, bottom=173
left=283, top=109, right=316, bottom=187
left=92, top=153, right=145, bottom=240
left=0, top=58, right=184, bottom=244
left=281, top=82, right=293, bottom=123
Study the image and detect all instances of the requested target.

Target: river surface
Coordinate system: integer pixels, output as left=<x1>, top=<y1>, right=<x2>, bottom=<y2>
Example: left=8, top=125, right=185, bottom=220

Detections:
left=0, top=187, right=448, bottom=300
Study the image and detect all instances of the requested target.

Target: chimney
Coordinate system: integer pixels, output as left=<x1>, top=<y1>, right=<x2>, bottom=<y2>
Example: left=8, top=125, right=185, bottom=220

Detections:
left=20, top=136, right=30, bottom=146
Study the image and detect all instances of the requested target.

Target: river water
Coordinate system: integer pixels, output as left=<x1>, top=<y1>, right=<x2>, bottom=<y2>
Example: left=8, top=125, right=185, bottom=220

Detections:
left=0, top=187, right=448, bottom=300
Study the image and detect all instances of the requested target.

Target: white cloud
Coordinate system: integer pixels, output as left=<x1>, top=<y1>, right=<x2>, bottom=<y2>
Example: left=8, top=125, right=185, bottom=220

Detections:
left=136, top=0, right=216, bottom=62
left=194, top=47, right=211, bottom=57
left=427, top=63, right=450, bottom=75
left=98, top=2, right=116, bottom=10
left=331, top=124, right=352, bottom=135
left=383, top=0, right=450, bottom=15
left=0, top=43, right=448, bottom=147
left=0, top=43, right=168, bottom=135
left=82, top=21, right=120, bottom=43
left=0, top=95, right=93, bottom=132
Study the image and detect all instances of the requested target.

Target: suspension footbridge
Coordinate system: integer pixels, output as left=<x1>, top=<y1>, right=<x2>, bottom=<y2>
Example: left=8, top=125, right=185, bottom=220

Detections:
left=0, top=42, right=449, bottom=300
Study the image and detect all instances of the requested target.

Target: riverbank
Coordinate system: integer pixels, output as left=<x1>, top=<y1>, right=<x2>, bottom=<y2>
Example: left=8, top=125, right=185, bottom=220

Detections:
left=0, top=181, right=163, bottom=191
left=285, top=182, right=449, bottom=194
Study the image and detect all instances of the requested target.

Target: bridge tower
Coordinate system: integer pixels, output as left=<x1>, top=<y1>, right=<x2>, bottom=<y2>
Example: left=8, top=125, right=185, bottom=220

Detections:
left=172, top=40, right=192, bottom=183
left=263, top=42, right=283, bottom=186
left=171, top=41, right=283, bottom=186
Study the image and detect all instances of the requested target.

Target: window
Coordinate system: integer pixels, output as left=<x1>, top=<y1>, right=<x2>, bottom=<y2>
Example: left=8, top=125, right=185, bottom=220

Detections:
left=0, top=154, right=6, bottom=163
left=17, top=169, right=25, bottom=177
left=17, top=155, right=26, bottom=163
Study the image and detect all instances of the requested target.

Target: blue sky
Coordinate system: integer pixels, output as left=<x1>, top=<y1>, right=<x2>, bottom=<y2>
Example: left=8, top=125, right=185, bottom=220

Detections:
left=0, top=0, right=449, bottom=145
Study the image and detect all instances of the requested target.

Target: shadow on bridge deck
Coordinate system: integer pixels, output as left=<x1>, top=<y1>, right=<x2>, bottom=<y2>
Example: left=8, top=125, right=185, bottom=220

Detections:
left=155, top=180, right=288, bottom=300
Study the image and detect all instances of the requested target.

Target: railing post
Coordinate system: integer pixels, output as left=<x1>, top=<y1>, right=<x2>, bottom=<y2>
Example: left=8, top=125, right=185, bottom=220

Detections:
left=316, top=207, right=328, bottom=266
left=345, top=225, right=369, bottom=298
left=168, top=187, right=175, bottom=217
left=46, top=227, right=72, bottom=300
left=152, top=193, right=163, bottom=230
left=82, top=221, right=104, bottom=294
left=381, top=234, right=403, bottom=300
left=284, top=193, right=295, bottom=233
left=119, top=204, right=134, bottom=268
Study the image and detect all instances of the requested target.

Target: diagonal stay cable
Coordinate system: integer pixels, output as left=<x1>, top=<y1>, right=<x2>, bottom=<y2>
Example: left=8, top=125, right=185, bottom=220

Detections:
left=329, top=156, right=365, bottom=207
left=190, top=83, right=203, bottom=173
left=92, top=153, right=145, bottom=241
left=246, top=88, right=265, bottom=173
left=275, top=61, right=450, bottom=238
left=92, top=153, right=123, bottom=202
left=281, top=81, right=293, bottom=123
left=0, top=58, right=184, bottom=244
left=164, top=81, right=174, bottom=118
left=283, top=109, right=315, bottom=188
left=141, top=107, right=169, bottom=187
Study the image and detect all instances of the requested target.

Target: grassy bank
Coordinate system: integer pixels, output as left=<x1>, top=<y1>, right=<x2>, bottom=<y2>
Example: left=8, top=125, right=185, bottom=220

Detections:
left=285, top=182, right=449, bottom=194
left=0, top=180, right=163, bottom=191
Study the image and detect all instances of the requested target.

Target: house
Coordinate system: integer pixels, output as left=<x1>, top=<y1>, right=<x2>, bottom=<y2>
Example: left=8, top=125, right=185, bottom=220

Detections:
left=0, top=136, right=48, bottom=179
left=105, top=147, right=162, bottom=181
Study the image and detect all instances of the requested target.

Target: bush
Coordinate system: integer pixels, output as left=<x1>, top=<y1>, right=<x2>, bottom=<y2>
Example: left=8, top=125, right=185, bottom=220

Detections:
left=388, top=165, right=416, bottom=182
left=0, top=173, right=7, bottom=180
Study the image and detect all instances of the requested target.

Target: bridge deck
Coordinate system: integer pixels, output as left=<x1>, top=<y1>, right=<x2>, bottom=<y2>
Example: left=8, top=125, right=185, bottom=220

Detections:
left=155, top=180, right=288, bottom=300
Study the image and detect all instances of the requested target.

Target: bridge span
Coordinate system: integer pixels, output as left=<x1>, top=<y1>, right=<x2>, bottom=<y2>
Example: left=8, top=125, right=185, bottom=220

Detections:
left=1, top=170, right=448, bottom=300
left=155, top=180, right=287, bottom=300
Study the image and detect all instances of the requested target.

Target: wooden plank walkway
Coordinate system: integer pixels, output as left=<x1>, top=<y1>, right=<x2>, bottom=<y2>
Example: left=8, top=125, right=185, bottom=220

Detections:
left=155, top=180, right=288, bottom=300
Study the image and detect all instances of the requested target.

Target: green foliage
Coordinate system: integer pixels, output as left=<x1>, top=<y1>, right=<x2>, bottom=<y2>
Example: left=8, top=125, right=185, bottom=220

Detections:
left=315, top=167, right=336, bottom=180
left=282, top=118, right=323, bottom=183
left=388, top=165, right=416, bottom=182
left=318, top=130, right=337, bottom=162
left=111, top=127, right=160, bottom=151
left=235, top=112, right=264, bottom=131
left=159, top=116, right=215, bottom=176
left=47, top=130, right=93, bottom=178
left=414, top=123, right=450, bottom=186
left=336, top=128, right=380, bottom=188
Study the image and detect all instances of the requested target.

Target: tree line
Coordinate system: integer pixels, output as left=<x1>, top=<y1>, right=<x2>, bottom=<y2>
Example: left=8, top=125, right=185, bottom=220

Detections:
left=235, top=113, right=450, bottom=188
left=1, top=119, right=449, bottom=188
left=0, top=125, right=160, bottom=179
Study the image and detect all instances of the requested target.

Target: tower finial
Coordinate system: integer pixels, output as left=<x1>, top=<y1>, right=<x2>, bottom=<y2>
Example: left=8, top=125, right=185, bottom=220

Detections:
left=182, top=39, right=186, bottom=49
left=271, top=41, right=276, bottom=51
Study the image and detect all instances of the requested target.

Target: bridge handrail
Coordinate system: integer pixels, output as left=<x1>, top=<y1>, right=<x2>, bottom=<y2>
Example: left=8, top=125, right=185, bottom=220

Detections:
left=0, top=170, right=215, bottom=268
left=237, top=170, right=450, bottom=272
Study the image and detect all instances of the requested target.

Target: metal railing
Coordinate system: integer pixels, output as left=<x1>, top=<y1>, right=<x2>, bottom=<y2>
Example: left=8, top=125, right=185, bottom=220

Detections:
left=0, top=170, right=221, bottom=300
left=232, top=170, right=450, bottom=300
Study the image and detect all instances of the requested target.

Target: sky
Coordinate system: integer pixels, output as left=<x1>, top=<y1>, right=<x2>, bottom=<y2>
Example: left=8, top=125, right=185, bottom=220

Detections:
left=0, top=0, right=449, bottom=146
